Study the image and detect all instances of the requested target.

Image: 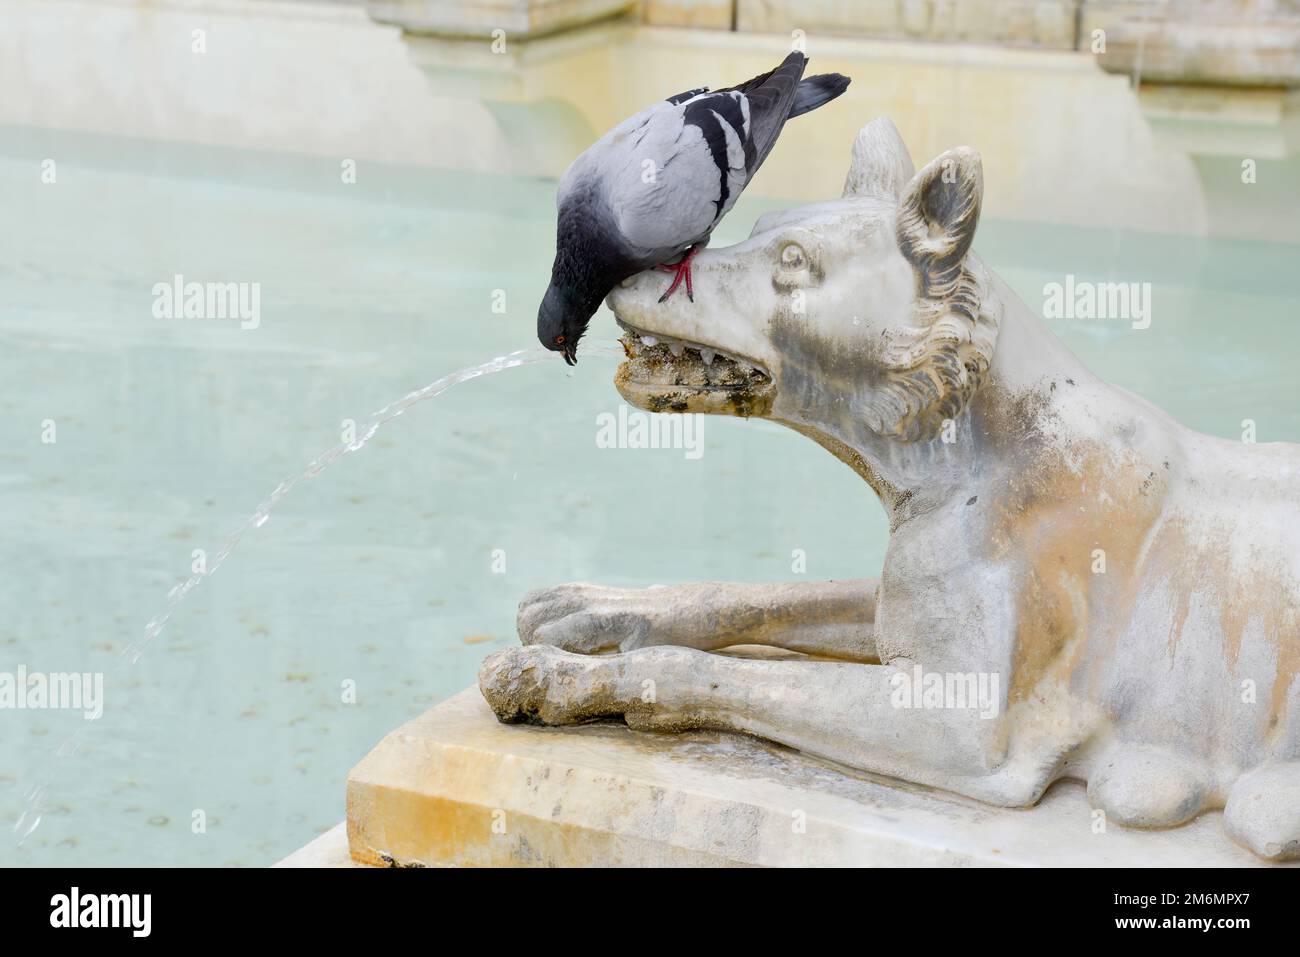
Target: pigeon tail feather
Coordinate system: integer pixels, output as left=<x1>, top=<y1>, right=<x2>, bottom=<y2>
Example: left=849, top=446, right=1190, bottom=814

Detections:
left=788, top=73, right=851, bottom=119
left=722, top=51, right=808, bottom=180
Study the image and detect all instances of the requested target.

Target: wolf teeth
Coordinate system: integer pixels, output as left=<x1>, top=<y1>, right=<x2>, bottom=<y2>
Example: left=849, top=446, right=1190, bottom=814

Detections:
left=619, top=325, right=768, bottom=379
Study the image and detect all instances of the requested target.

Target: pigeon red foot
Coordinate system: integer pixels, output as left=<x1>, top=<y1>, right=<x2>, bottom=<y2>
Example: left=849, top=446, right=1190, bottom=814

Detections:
left=657, top=243, right=703, bottom=303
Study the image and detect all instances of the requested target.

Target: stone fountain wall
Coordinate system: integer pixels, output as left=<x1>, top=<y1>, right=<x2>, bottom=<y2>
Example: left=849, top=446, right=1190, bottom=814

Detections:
left=368, top=0, right=1300, bottom=86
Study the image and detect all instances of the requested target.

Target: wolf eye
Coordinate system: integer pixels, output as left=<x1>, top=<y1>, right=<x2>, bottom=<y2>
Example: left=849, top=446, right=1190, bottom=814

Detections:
left=780, top=243, right=807, bottom=269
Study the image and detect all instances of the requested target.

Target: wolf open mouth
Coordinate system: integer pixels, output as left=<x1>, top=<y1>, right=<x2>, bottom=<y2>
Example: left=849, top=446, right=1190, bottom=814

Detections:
left=614, top=319, right=775, bottom=417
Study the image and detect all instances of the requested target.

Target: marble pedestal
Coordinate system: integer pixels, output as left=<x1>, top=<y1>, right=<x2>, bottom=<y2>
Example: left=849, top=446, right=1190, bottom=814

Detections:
left=338, top=688, right=1280, bottom=867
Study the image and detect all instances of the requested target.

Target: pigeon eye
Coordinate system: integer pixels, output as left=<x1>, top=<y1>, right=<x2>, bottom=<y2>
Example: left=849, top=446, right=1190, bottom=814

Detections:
left=555, top=335, right=566, bottom=345
left=780, top=243, right=807, bottom=269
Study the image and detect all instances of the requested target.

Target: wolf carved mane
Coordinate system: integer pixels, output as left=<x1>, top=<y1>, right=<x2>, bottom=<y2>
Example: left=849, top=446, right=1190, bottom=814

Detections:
left=869, top=251, right=1002, bottom=441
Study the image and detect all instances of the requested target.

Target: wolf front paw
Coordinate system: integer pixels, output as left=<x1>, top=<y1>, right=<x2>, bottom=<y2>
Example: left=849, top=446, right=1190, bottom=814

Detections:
left=478, top=645, right=624, bottom=726
left=515, top=583, right=660, bottom=654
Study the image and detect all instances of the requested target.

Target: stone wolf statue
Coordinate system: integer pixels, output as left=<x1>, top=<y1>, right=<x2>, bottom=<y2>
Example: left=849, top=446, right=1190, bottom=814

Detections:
left=480, top=118, right=1300, bottom=862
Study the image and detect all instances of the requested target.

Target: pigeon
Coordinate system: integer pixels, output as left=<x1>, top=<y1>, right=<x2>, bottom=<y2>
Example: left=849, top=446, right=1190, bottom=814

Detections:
left=537, top=51, right=851, bottom=364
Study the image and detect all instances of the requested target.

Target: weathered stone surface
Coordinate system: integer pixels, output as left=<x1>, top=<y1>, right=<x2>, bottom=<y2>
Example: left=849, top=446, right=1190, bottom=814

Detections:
left=1093, top=0, right=1300, bottom=87
left=367, top=0, right=637, bottom=40
left=344, top=688, right=1285, bottom=866
left=1079, top=0, right=1165, bottom=38
left=642, top=0, right=734, bottom=31
left=736, top=0, right=1081, bottom=49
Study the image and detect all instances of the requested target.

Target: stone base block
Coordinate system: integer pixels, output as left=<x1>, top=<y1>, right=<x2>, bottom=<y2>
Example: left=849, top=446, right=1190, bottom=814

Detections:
left=275, top=823, right=363, bottom=868
left=344, top=688, right=1281, bottom=867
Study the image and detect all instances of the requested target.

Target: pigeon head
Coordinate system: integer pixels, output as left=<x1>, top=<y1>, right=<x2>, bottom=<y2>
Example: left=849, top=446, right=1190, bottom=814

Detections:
left=537, top=280, right=589, bottom=366
left=538, top=230, right=624, bottom=365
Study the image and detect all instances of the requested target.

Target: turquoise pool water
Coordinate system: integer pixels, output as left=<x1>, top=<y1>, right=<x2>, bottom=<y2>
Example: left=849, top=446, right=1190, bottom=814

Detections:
left=1, top=125, right=1297, bottom=866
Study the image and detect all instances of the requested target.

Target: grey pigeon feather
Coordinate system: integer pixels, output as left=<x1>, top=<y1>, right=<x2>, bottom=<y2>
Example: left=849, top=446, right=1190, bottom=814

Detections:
left=538, top=52, right=850, bottom=363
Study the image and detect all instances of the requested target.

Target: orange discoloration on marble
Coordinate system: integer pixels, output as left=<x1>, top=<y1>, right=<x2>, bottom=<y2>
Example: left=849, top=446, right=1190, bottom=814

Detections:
left=1140, top=515, right=1300, bottom=740
left=985, top=430, right=1163, bottom=706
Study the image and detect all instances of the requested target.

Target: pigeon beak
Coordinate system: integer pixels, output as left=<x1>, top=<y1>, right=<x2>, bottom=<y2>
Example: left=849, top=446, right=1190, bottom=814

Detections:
left=563, top=343, right=577, bottom=366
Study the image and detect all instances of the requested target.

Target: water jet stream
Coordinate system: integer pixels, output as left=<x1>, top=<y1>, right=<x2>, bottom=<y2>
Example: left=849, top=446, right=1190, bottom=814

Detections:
left=14, top=339, right=626, bottom=845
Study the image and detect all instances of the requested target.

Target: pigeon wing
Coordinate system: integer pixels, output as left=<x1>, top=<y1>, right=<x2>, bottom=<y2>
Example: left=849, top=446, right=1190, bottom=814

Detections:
left=609, top=91, right=750, bottom=256
left=666, top=86, right=708, bottom=105
left=720, top=51, right=808, bottom=180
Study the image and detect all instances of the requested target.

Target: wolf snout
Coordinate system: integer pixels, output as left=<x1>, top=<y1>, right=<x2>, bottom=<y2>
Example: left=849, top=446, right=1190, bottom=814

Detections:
left=607, top=269, right=660, bottom=316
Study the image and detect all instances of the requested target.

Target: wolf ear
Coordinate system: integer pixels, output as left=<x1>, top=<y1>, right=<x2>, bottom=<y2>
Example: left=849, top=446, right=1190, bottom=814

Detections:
left=869, top=146, right=998, bottom=443
left=843, top=117, right=915, bottom=200
left=896, top=147, right=982, bottom=293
